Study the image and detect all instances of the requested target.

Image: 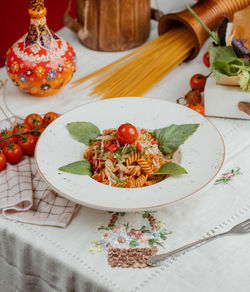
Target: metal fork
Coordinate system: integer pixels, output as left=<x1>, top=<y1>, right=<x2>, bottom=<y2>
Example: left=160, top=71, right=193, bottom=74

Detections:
left=147, top=218, right=250, bottom=267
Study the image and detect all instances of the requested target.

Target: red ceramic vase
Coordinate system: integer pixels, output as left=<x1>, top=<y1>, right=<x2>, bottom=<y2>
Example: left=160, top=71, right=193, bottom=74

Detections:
left=5, top=0, right=76, bottom=97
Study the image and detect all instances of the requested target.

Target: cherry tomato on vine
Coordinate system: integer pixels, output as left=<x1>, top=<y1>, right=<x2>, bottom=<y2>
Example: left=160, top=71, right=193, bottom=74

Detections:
left=43, top=112, right=59, bottom=126
left=0, top=151, right=7, bottom=171
left=117, top=123, right=138, bottom=145
left=33, top=127, right=45, bottom=138
left=203, top=51, right=210, bottom=68
left=13, top=123, right=31, bottom=136
left=3, top=143, right=23, bottom=164
left=25, top=113, right=44, bottom=129
left=185, top=89, right=202, bottom=105
left=0, top=130, right=16, bottom=149
left=17, top=134, right=37, bottom=156
left=188, top=103, right=205, bottom=115
left=190, top=74, right=207, bottom=92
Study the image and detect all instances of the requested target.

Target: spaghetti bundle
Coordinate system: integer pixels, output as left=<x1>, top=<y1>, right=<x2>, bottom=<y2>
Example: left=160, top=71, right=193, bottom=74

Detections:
left=71, top=27, right=196, bottom=98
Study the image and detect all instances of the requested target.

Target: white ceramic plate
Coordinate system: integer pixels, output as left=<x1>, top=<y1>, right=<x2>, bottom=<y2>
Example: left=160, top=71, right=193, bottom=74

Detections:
left=35, top=97, right=225, bottom=211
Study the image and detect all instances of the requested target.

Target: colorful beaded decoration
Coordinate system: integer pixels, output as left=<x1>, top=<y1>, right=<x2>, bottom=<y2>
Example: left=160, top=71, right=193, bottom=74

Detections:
left=5, top=0, right=76, bottom=97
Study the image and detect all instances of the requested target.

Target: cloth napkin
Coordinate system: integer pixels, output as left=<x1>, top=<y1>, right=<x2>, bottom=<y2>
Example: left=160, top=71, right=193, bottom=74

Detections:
left=0, top=118, right=79, bottom=227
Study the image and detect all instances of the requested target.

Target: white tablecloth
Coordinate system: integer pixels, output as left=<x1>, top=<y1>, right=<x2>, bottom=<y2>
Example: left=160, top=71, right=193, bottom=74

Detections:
left=1, top=1, right=250, bottom=291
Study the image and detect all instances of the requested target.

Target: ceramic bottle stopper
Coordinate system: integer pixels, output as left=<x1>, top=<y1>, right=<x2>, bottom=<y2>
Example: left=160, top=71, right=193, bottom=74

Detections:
left=5, top=0, right=76, bottom=97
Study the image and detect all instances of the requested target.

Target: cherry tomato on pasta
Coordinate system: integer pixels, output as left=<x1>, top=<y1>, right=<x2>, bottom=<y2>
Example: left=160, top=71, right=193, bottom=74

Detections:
left=17, top=134, right=37, bottom=156
left=188, top=103, right=205, bottom=115
left=203, top=52, right=210, bottom=68
left=0, top=130, right=16, bottom=149
left=136, top=141, right=142, bottom=152
left=190, top=74, right=207, bottom=92
left=117, top=123, right=138, bottom=145
left=108, top=144, right=118, bottom=153
left=43, top=112, right=59, bottom=126
left=25, top=113, right=44, bottom=129
left=0, top=151, right=7, bottom=171
left=3, top=143, right=23, bottom=164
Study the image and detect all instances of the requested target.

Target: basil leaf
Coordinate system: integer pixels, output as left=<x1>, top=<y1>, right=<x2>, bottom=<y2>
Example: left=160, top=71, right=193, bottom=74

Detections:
left=155, top=162, right=187, bottom=175
left=67, top=122, right=100, bottom=145
left=58, top=161, right=92, bottom=176
left=153, top=124, right=199, bottom=154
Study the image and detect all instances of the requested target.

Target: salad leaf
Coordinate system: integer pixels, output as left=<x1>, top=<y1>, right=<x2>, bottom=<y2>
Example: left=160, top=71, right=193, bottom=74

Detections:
left=155, top=162, right=187, bottom=176
left=239, top=70, right=250, bottom=91
left=67, top=122, right=100, bottom=145
left=209, top=46, right=250, bottom=91
left=58, top=161, right=92, bottom=175
left=153, top=124, right=199, bottom=154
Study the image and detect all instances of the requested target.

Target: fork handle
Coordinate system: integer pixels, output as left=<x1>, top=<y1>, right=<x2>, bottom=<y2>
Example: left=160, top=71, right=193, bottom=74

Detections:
left=147, top=232, right=227, bottom=267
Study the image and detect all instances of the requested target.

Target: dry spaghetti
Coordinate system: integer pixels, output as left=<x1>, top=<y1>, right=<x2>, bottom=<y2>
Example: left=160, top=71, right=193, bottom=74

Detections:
left=71, top=27, right=196, bottom=98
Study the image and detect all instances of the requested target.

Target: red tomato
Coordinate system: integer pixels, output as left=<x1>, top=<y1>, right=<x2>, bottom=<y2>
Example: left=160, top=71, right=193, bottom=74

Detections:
left=91, top=158, right=99, bottom=170
left=97, top=175, right=102, bottom=183
left=25, top=113, right=44, bottom=129
left=185, top=89, right=202, bottom=105
left=17, top=134, right=37, bottom=156
left=33, top=127, right=45, bottom=138
left=0, top=151, right=7, bottom=171
left=3, top=143, right=23, bottom=164
left=108, top=144, right=119, bottom=153
left=96, top=140, right=102, bottom=146
left=151, top=140, right=159, bottom=145
left=13, top=123, right=31, bottom=136
left=203, top=52, right=210, bottom=68
left=43, top=112, right=59, bottom=126
left=190, top=74, right=207, bottom=92
left=188, top=103, right=205, bottom=115
left=104, top=140, right=112, bottom=149
left=140, top=129, right=147, bottom=134
left=117, top=123, right=138, bottom=145
left=0, top=130, right=16, bottom=149
left=136, top=141, right=142, bottom=152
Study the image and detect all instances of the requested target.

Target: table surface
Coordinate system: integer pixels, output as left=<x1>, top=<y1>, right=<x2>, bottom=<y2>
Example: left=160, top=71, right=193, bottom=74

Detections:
left=1, top=1, right=250, bottom=291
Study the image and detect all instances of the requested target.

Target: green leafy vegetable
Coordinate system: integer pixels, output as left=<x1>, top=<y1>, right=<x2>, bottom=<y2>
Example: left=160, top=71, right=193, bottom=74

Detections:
left=58, top=161, right=92, bottom=176
left=209, top=46, right=250, bottom=91
left=153, top=124, right=199, bottom=154
left=155, top=162, right=187, bottom=176
left=67, top=122, right=100, bottom=145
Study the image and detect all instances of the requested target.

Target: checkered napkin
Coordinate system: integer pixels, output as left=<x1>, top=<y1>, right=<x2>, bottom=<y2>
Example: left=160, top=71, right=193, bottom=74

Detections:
left=0, top=118, right=79, bottom=227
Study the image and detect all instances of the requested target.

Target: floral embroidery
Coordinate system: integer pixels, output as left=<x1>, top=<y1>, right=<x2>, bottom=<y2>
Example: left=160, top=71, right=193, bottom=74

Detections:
left=89, top=212, right=171, bottom=254
left=215, top=167, right=242, bottom=185
left=11, top=61, right=19, bottom=72
left=19, top=74, right=27, bottom=83
left=40, top=83, right=51, bottom=91
left=35, top=66, right=45, bottom=77
left=46, top=69, right=56, bottom=81
left=31, top=44, right=40, bottom=54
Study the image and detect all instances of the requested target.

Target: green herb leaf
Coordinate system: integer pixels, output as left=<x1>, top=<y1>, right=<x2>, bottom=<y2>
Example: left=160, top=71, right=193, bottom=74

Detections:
left=67, top=122, right=101, bottom=145
left=155, top=162, right=187, bottom=175
left=148, top=239, right=155, bottom=247
left=153, top=124, right=199, bottom=154
left=58, top=160, right=92, bottom=176
left=129, top=239, right=138, bottom=248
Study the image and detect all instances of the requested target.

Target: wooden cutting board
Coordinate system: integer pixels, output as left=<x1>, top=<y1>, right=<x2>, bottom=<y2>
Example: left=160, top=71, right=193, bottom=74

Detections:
left=204, top=76, right=250, bottom=119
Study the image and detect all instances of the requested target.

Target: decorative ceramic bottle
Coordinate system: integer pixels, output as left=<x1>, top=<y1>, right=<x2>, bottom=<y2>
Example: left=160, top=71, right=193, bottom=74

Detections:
left=5, top=0, right=76, bottom=97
